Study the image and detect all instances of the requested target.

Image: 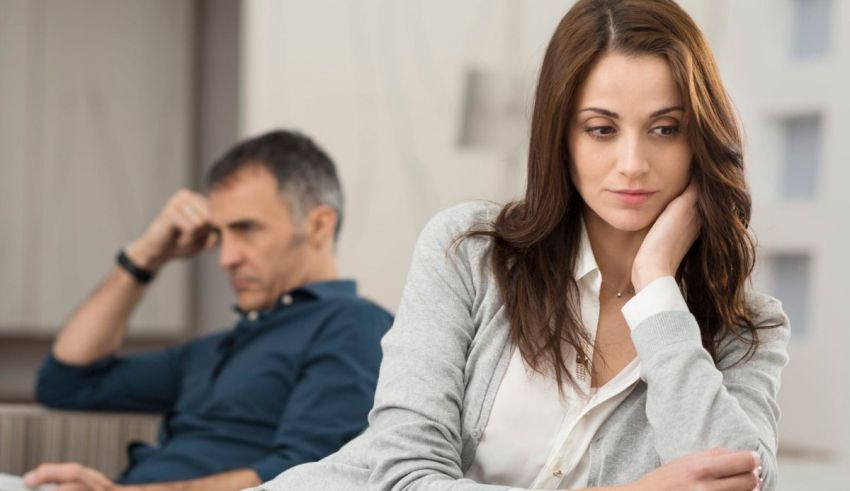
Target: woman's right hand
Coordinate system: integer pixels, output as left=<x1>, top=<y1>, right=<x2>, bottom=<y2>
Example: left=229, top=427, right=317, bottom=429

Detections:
left=624, top=448, right=762, bottom=491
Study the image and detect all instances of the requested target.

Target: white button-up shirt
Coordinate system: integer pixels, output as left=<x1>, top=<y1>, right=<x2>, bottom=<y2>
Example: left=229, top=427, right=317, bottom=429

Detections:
left=464, top=224, right=689, bottom=489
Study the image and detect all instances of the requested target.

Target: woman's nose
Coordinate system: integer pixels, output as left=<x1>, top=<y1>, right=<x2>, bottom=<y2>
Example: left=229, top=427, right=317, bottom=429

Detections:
left=616, top=135, right=650, bottom=178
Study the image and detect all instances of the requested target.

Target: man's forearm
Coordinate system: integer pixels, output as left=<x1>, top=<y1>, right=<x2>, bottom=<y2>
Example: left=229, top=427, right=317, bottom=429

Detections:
left=52, top=189, right=210, bottom=366
left=52, top=248, right=153, bottom=365
left=121, top=468, right=262, bottom=491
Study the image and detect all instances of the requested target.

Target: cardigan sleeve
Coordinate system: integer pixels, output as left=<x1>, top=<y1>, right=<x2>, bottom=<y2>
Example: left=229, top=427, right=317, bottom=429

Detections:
left=629, top=290, right=790, bottom=491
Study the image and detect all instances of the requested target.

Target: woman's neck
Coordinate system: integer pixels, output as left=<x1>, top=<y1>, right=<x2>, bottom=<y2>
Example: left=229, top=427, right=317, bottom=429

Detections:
left=582, top=208, right=649, bottom=291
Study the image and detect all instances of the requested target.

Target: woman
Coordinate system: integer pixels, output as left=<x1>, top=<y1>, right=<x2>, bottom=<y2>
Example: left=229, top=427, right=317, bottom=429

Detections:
left=252, top=0, right=789, bottom=489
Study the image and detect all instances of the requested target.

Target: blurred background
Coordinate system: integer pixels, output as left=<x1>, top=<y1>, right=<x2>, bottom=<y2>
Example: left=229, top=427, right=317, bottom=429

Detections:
left=0, top=0, right=847, bottom=488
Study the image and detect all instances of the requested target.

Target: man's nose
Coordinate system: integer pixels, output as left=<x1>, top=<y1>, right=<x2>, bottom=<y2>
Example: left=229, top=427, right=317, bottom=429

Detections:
left=217, top=239, right=243, bottom=269
left=616, top=134, right=650, bottom=178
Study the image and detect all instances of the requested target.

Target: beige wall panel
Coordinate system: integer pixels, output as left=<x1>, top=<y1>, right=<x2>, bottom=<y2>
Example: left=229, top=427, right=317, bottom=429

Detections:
left=0, top=0, right=195, bottom=336
left=0, top=0, right=33, bottom=326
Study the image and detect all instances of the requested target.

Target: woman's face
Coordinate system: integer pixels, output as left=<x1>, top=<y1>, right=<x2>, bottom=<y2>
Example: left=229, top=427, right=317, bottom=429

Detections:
left=567, top=52, right=692, bottom=233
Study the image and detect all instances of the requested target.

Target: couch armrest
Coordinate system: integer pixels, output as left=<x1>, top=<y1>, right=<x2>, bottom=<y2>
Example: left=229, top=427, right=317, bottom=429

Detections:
left=0, top=403, right=160, bottom=478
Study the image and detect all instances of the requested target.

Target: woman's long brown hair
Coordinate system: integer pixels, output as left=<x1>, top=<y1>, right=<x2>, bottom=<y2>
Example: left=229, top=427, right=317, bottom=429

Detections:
left=464, top=0, right=772, bottom=390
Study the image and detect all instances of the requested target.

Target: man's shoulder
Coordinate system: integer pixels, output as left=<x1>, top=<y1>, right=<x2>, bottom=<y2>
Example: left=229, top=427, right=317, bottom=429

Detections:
left=318, top=296, right=393, bottom=331
left=295, top=297, right=392, bottom=360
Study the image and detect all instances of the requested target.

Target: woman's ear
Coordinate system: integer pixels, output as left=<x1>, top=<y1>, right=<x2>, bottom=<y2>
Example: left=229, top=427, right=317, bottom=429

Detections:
left=305, top=205, right=338, bottom=248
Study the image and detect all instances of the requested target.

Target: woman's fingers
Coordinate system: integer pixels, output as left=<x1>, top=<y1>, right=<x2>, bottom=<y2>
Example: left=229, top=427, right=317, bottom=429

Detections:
left=699, top=447, right=735, bottom=457
left=708, top=469, right=761, bottom=491
left=635, top=448, right=763, bottom=491
left=631, top=181, right=701, bottom=290
left=706, top=451, right=760, bottom=479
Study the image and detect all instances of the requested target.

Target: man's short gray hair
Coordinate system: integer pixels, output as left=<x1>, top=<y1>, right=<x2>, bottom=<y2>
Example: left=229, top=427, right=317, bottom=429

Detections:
left=206, top=129, right=344, bottom=241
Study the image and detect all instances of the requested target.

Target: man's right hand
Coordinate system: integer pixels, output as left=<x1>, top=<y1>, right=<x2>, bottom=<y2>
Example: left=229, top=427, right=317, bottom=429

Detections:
left=125, top=189, right=217, bottom=272
left=50, top=188, right=218, bottom=365
left=624, top=448, right=761, bottom=491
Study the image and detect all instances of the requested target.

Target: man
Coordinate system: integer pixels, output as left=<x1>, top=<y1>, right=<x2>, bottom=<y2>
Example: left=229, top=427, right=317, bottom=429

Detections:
left=23, top=130, right=393, bottom=491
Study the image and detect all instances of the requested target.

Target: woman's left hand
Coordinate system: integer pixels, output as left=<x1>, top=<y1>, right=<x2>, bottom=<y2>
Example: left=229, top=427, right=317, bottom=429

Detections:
left=631, top=182, right=700, bottom=292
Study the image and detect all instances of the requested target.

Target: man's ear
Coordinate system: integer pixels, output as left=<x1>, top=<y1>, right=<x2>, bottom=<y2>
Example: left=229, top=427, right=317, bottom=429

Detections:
left=305, top=205, right=338, bottom=248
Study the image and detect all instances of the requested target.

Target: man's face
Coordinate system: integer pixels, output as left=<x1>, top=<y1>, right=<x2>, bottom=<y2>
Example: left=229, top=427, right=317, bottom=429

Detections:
left=208, top=166, right=309, bottom=312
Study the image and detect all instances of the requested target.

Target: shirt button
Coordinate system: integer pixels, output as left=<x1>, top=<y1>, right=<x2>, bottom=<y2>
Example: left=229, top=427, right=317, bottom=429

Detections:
left=470, top=429, right=481, bottom=439
left=281, top=294, right=293, bottom=306
left=247, top=311, right=258, bottom=321
left=552, top=468, right=563, bottom=478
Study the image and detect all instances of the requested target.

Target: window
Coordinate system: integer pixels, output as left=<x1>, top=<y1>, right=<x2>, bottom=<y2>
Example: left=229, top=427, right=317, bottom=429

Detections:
left=790, top=0, right=832, bottom=58
left=769, top=253, right=812, bottom=337
left=779, top=114, right=821, bottom=200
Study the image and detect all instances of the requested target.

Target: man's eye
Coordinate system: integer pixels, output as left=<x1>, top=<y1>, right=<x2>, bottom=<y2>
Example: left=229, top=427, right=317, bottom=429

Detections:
left=232, top=223, right=256, bottom=233
left=586, top=126, right=616, bottom=138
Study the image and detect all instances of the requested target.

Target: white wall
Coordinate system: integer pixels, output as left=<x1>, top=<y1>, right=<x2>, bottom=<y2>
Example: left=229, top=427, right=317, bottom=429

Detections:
left=707, top=0, right=850, bottom=487
left=239, top=0, right=573, bottom=310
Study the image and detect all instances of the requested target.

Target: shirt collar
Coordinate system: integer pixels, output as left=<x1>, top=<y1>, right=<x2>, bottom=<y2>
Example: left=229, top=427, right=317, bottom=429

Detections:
left=296, top=279, right=358, bottom=300
left=232, top=279, right=358, bottom=319
left=574, top=218, right=599, bottom=281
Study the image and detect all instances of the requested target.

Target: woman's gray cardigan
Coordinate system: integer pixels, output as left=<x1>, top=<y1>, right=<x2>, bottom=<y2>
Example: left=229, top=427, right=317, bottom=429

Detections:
left=253, top=202, right=790, bottom=491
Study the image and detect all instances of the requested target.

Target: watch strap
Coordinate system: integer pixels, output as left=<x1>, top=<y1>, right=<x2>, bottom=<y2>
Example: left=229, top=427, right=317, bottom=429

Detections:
left=116, top=248, right=156, bottom=284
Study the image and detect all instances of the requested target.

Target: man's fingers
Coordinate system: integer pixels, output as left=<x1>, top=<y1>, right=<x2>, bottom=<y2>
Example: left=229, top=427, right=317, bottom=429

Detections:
left=180, top=201, right=209, bottom=228
left=168, top=189, right=209, bottom=224
left=180, top=204, right=205, bottom=227
left=204, top=229, right=220, bottom=250
left=135, top=188, right=211, bottom=263
left=175, top=190, right=211, bottom=223
left=169, top=202, right=199, bottom=230
left=54, top=484, right=92, bottom=491
left=185, top=193, right=211, bottom=219
left=25, top=462, right=84, bottom=485
left=166, top=193, right=215, bottom=253
left=25, top=462, right=113, bottom=489
left=165, top=207, right=204, bottom=250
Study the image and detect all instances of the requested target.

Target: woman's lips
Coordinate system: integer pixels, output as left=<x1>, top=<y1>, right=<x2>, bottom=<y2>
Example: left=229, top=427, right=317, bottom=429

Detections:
left=610, top=190, right=656, bottom=205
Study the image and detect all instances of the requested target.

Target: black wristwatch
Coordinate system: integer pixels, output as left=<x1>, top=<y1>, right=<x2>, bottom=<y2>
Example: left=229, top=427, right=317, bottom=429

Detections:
left=116, top=248, right=156, bottom=284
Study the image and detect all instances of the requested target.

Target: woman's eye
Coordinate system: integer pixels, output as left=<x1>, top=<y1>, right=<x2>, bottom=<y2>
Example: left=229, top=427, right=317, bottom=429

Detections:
left=586, top=126, right=616, bottom=138
left=652, top=125, right=679, bottom=137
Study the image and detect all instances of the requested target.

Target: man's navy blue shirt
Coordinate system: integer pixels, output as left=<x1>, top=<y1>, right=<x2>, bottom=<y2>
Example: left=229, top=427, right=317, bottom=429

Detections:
left=35, top=280, right=392, bottom=484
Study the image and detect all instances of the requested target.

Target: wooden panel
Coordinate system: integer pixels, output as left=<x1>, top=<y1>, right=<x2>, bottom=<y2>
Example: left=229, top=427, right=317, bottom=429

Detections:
left=0, top=0, right=196, bottom=336
left=0, top=404, right=160, bottom=478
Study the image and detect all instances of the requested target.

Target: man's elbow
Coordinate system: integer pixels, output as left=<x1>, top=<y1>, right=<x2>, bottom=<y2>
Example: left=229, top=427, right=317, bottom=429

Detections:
left=35, top=378, right=79, bottom=408
left=33, top=366, right=91, bottom=409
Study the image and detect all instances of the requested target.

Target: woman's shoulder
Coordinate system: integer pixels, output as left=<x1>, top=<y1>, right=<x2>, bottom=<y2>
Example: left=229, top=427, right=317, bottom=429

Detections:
left=744, top=289, right=789, bottom=331
left=423, top=200, right=501, bottom=235
left=716, top=289, right=791, bottom=364
left=416, top=201, right=501, bottom=253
